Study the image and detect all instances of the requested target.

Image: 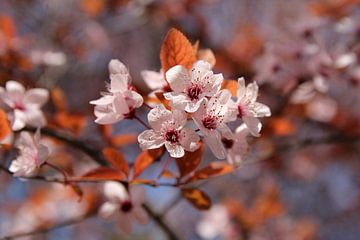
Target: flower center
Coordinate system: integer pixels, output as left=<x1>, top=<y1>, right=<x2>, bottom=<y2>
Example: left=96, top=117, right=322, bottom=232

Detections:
left=186, top=84, right=202, bottom=101
left=14, top=102, right=25, bottom=111
left=221, top=138, right=234, bottom=149
left=202, top=115, right=217, bottom=130
left=164, top=129, right=179, bottom=143
left=121, top=201, right=133, bottom=213
left=237, top=104, right=246, bottom=118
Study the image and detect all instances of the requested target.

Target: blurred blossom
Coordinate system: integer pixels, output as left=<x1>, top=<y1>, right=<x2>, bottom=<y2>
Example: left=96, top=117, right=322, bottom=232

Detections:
left=305, top=96, right=337, bottom=122
left=30, top=50, right=67, bottom=66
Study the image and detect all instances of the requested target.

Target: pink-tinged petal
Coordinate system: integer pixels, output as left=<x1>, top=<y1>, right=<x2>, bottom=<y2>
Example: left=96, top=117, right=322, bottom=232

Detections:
left=6, top=81, right=25, bottom=94
left=138, top=130, right=165, bottom=150
left=99, top=202, right=120, bottom=219
left=132, top=207, right=149, bottom=225
left=172, top=109, right=187, bottom=128
left=11, top=110, right=26, bottom=131
left=16, top=131, right=35, bottom=149
left=165, top=65, right=188, bottom=92
left=108, top=59, right=128, bottom=75
left=25, top=109, right=46, bottom=128
left=242, top=116, right=262, bottom=137
left=252, top=102, right=271, bottom=117
left=179, top=128, right=200, bottom=152
left=236, top=77, right=246, bottom=100
left=225, top=100, right=238, bottom=122
left=113, top=94, right=129, bottom=115
left=94, top=111, right=120, bottom=125
left=290, top=82, right=315, bottom=104
left=147, top=104, right=172, bottom=131
left=37, top=144, right=49, bottom=166
left=164, top=92, right=188, bottom=111
left=110, top=74, right=129, bottom=93
left=9, top=156, right=37, bottom=177
left=165, top=142, right=185, bottom=158
left=205, top=73, right=223, bottom=96
left=124, top=90, right=143, bottom=109
left=129, top=186, right=145, bottom=205
left=104, top=181, right=129, bottom=202
left=184, top=99, right=203, bottom=113
left=245, top=81, right=258, bottom=103
left=204, top=132, right=226, bottom=159
left=192, top=60, right=211, bottom=70
left=208, top=90, right=231, bottom=116
left=218, top=124, right=233, bottom=139
left=117, top=214, right=132, bottom=234
left=24, top=88, right=49, bottom=107
left=141, top=70, right=164, bottom=90
left=89, top=95, right=114, bottom=105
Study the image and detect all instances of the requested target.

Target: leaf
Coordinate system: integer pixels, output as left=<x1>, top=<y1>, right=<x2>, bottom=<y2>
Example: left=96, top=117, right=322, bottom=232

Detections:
left=111, top=134, right=137, bottom=146
left=51, top=87, right=67, bottom=112
left=186, top=161, right=234, bottom=183
left=0, top=109, right=11, bottom=141
left=197, top=49, right=216, bottom=68
left=221, top=79, right=238, bottom=97
left=176, top=142, right=204, bottom=178
left=160, top=28, right=197, bottom=74
left=80, top=167, right=125, bottom=181
left=132, top=148, right=164, bottom=179
left=0, top=15, right=16, bottom=42
left=54, top=112, right=86, bottom=135
left=130, top=178, right=157, bottom=186
left=154, top=91, right=171, bottom=109
left=269, top=117, right=296, bottom=136
left=80, top=0, right=105, bottom=17
left=102, top=147, right=129, bottom=177
left=182, top=188, right=212, bottom=210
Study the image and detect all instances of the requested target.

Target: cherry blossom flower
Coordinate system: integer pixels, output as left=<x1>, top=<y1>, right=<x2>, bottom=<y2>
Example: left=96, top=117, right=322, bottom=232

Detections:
left=141, top=69, right=167, bottom=91
left=222, top=124, right=250, bottom=166
left=99, top=181, right=149, bottom=234
left=163, top=60, right=223, bottom=112
left=231, top=78, right=271, bottom=137
left=192, top=90, right=235, bottom=159
left=138, top=104, right=200, bottom=158
left=90, top=59, right=143, bottom=124
left=9, top=129, right=49, bottom=177
left=0, top=81, right=49, bottom=131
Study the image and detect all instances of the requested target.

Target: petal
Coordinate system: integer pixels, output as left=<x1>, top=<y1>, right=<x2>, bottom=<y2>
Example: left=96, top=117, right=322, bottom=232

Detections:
left=24, top=109, right=46, bottom=128
left=90, top=95, right=114, bottom=105
left=179, top=128, right=200, bottom=152
left=165, top=65, right=188, bottom=93
left=164, top=92, right=189, bottom=111
left=165, top=142, right=185, bottom=158
left=104, top=181, right=129, bottom=202
left=98, top=202, right=119, bottom=219
left=24, top=88, right=49, bottom=107
left=37, top=144, right=49, bottom=166
left=147, top=104, right=172, bottom=131
left=242, top=116, right=262, bottom=137
left=112, top=94, right=129, bottom=114
left=192, top=60, right=211, bottom=70
left=94, top=111, right=120, bottom=125
left=141, top=70, right=164, bottom=90
left=138, top=130, right=165, bottom=150
left=245, top=81, right=259, bottom=103
left=11, top=110, right=26, bottom=131
left=129, top=186, right=145, bottom=205
left=110, top=74, right=129, bottom=93
left=16, top=131, right=35, bottom=149
left=6, top=81, right=25, bottom=94
left=132, top=207, right=149, bottom=225
left=252, top=102, right=271, bottom=117
left=205, top=73, right=223, bottom=96
left=108, top=59, right=128, bottom=75
left=117, top=214, right=132, bottom=234
left=184, top=99, right=203, bottom=113
left=124, top=90, right=143, bottom=109
left=172, top=109, right=187, bottom=128
left=218, top=124, right=233, bottom=139
left=236, top=77, right=246, bottom=100
left=204, top=132, right=226, bottom=159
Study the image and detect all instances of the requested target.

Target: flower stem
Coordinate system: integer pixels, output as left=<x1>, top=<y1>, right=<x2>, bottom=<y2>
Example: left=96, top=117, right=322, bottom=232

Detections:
left=44, top=162, right=68, bottom=184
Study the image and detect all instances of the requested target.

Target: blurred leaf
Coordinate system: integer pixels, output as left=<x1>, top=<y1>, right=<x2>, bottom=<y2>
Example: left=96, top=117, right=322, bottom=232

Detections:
left=111, top=134, right=137, bottom=146
left=162, top=169, right=175, bottom=178
left=54, top=112, right=86, bottom=135
left=221, top=79, right=238, bottom=97
left=182, top=188, right=211, bottom=210
left=80, top=0, right=105, bottom=17
left=309, top=0, right=359, bottom=18
left=51, top=87, right=67, bottom=112
left=0, top=109, right=11, bottom=141
left=130, top=178, right=157, bottom=186
left=102, top=147, right=129, bottom=177
left=132, top=148, right=164, bottom=179
left=176, top=142, right=204, bottom=178
left=269, top=117, right=296, bottom=136
left=186, top=161, right=234, bottom=183
left=160, top=28, right=197, bottom=74
left=81, top=167, right=125, bottom=181
left=0, top=15, right=16, bottom=43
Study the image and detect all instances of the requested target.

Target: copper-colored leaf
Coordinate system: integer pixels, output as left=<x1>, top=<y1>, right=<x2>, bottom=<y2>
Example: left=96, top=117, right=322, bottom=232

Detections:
left=51, top=87, right=67, bottom=112
left=130, top=178, right=157, bottom=186
left=80, top=0, right=105, bottom=17
left=160, top=28, right=197, bottom=74
left=269, top=117, right=296, bottom=136
left=54, top=112, right=86, bottom=135
left=187, top=161, right=234, bottom=183
left=81, top=167, right=125, bottom=181
left=102, top=147, right=129, bottom=177
left=0, top=109, right=11, bottom=141
left=176, top=142, right=204, bottom=178
left=182, top=188, right=212, bottom=210
left=0, top=15, right=16, bottom=43
left=221, top=79, right=238, bottom=97
left=132, top=148, right=164, bottom=179
left=111, top=134, right=137, bottom=146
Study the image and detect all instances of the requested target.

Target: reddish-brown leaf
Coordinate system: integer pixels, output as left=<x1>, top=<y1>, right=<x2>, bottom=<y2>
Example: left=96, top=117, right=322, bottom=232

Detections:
left=0, top=109, right=11, bottom=141
left=80, top=0, right=105, bottom=17
left=182, top=188, right=212, bottom=210
left=269, top=117, right=296, bottom=136
left=111, top=134, right=137, bottom=146
left=51, top=87, right=67, bottom=112
left=102, top=147, right=129, bottom=177
left=160, top=28, right=197, bottom=74
left=132, top=148, right=164, bottom=179
left=81, top=167, right=125, bottom=181
left=0, top=15, right=16, bottom=43
left=54, top=112, right=86, bottom=135
left=187, top=161, right=234, bottom=183
left=176, top=142, right=204, bottom=178
left=130, top=178, right=157, bottom=186
left=221, top=79, right=238, bottom=97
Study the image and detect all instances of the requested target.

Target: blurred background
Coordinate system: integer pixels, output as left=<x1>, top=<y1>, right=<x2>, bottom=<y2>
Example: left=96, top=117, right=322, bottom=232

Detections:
left=1, top=0, right=360, bottom=239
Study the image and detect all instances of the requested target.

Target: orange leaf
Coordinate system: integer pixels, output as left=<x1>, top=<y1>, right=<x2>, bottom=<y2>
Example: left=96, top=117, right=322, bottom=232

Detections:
left=111, top=134, right=137, bottom=146
left=187, top=161, right=234, bottom=183
left=81, top=167, right=125, bottom=181
left=269, top=117, right=296, bottom=136
left=130, top=178, right=157, bottom=186
left=160, top=28, right=197, bottom=74
left=80, top=0, right=105, bottom=17
left=221, top=79, right=238, bottom=96
left=51, top=87, right=67, bottom=112
left=132, top=148, right=164, bottom=179
left=0, top=15, right=16, bottom=43
left=176, top=142, right=204, bottom=178
left=54, top=112, right=86, bottom=135
left=102, top=147, right=129, bottom=177
left=182, top=188, right=212, bottom=210
left=0, top=109, right=11, bottom=141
